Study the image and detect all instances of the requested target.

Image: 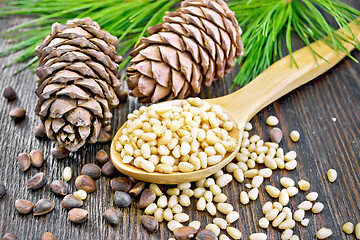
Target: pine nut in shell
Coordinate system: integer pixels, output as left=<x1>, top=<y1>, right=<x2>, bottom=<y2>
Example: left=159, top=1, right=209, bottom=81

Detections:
left=189, top=220, right=201, bottom=230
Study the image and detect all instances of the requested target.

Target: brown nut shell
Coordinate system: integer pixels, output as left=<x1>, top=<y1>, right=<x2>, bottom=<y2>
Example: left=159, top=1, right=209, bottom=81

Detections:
left=110, top=177, right=132, bottom=192
left=103, top=207, right=120, bottom=225
left=95, top=149, right=108, bottom=164
left=139, top=189, right=156, bottom=208
left=18, top=153, right=31, bottom=172
left=129, top=181, right=146, bottom=197
left=27, top=172, right=46, bottom=190
left=9, top=108, right=26, bottom=121
left=30, top=150, right=44, bottom=167
left=33, top=199, right=55, bottom=216
left=41, top=232, right=56, bottom=240
left=50, top=180, right=68, bottom=196
left=174, top=226, right=198, bottom=240
left=75, top=175, right=96, bottom=193
left=81, top=164, right=101, bottom=179
left=15, top=199, right=34, bottom=214
left=68, top=208, right=88, bottom=223
left=195, top=229, right=217, bottom=240
left=140, top=215, right=158, bottom=232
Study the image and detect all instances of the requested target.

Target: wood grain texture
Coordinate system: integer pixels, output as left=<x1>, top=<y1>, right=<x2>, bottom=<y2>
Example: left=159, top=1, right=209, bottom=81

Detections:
left=0, top=2, right=359, bottom=239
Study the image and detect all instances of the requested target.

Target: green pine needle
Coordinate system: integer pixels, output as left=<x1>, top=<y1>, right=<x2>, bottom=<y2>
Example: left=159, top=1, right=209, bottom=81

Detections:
left=0, top=0, right=359, bottom=90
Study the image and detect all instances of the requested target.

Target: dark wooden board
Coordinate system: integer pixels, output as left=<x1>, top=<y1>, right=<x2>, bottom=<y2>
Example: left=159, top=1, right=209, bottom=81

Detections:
left=0, top=2, right=359, bottom=239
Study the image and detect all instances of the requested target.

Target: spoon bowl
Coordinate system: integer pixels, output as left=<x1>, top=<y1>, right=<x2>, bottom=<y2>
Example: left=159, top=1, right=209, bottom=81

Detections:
left=111, top=19, right=360, bottom=184
left=110, top=100, right=243, bottom=184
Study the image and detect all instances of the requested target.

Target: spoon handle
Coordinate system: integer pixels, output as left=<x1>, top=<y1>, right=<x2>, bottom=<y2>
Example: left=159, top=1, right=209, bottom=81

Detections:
left=212, top=18, right=360, bottom=122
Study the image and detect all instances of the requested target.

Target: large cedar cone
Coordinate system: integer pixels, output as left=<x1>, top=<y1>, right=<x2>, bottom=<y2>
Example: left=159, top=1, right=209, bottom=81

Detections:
left=35, top=18, right=123, bottom=152
left=127, top=0, right=243, bottom=103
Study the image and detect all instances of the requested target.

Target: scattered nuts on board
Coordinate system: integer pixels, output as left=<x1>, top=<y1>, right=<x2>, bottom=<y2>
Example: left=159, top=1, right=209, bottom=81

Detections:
left=115, top=98, right=237, bottom=173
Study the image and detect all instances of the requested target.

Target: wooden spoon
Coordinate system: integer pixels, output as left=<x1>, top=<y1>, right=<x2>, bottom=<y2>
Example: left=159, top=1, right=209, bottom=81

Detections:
left=111, top=19, right=360, bottom=184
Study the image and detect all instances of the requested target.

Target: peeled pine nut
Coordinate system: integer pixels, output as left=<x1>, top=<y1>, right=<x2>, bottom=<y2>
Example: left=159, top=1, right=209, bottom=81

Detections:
left=279, top=189, right=290, bottom=206
left=63, top=167, right=72, bottom=181
left=301, top=218, right=309, bottom=227
left=206, top=223, right=221, bottom=236
left=189, top=220, right=201, bottom=230
left=154, top=208, right=164, bottom=222
left=272, top=212, right=286, bottom=228
left=287, top=187, right=299, bottom=197
left=149, top=184, right=163, bottom=196
left=206, top=202, right=217, bottom=216
left=278, top=219, right=296, bottom=230
left=167, top=220, right=183, bottom=232
left=316, top=228, right=332, bottom=239
left=281, top=229, right=293, bottom=240
left=273, top=202, right=283, bottom=211
left=265, top=209, right=280, bottom=221
left=174, top=213, right=189, bottom=223
left=234, top=169, right=244, bottom=182
left=266, top=116, right=279, bottom=126
left=342, top=222, right=354, bottom=234
left=214, top=193, right=227, bottom=203
left=293, top=209, right=305, bottom=222
left=216, top=174, right=233, bottom=188
left=312, top=202, right=324, bottom=213
left=226, top=211, right=240, bottom=223
left=355, top=223, right=360, bottom=239
left=282, top=207, right=292, bottom=220
left=265, top=185, right=280, bottom=198
left=306, top=192, right=318, bottom=201
left=217, top=203, right=234, bottom=214
left=240, top=191, right=249, bottom=205
left=280, top=177, right=295, bottom=188
left=213, top=218, right=228, bottom=229
left=298, top=201, right=313, bottom=211
left=259, top=218, right=270, bottom=228
left=290, top=131, right=300, bottom=142
left=327, top=169, right=337, bottom=182
left=226, top=227, right=242, bottom=239
left=262, top=202, right=273, bottom=214
left=258, top=168, right=272, bottom=178
left=197, top=197, right=206, bottom=211
left=290, top=235, right=299, bottom=240
left=248, top=188, right=259, bottom=200
left=252, top=176, right=264, bottom=188
left=249, top=233, right=267, bottom=240
left=298, top=180, right=310, bottom=191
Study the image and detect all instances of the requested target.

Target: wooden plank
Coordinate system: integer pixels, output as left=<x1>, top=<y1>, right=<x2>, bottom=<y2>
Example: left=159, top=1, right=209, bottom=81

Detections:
left=0, top=3, right=360, bottom=239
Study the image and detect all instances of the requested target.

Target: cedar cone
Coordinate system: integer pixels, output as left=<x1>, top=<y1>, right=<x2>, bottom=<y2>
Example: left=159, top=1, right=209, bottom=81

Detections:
left=35, top=18, right=123, bottom=152
left=127, top=0, right=243, bottom=103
